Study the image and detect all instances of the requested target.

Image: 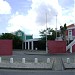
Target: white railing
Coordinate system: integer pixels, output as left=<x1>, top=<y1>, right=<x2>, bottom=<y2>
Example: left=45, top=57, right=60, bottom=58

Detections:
left=66, top=39, right=75, bottom=53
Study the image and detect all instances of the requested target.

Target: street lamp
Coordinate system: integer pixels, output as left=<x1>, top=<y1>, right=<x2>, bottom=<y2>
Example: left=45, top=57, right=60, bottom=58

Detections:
left=46, top=13, right=48, bottom=54
left=56, top=15, right=57, bottom=40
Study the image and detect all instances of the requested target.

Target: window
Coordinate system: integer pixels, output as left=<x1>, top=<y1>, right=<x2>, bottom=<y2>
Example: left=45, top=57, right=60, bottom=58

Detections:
left=17, top=32, right=22, bottom=36
left=69, top=30, right=72, bottom=36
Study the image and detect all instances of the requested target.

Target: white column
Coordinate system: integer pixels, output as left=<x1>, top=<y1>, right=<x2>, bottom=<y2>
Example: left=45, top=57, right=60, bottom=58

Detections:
left=28, top=42, right=30, bottom=50
left=31, top=41, right=33, bottom=50
left=25, top=42, right=26, bottom=49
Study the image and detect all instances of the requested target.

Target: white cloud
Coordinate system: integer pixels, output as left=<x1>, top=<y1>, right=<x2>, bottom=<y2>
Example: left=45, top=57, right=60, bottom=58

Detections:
left=57, top=0, right=75, bottom=26
left=7, top=12, right=39, bottom=36
left=0, top=0, right=11, bottom=14
left=31, top=0, right=62, bottom=25
left=58, top=8, right=75, bottom=27
left=7, top=0, right=75, bottom=38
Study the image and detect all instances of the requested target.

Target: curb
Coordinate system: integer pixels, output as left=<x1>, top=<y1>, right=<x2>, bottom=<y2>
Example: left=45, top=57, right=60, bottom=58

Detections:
left=0, top=67, right=52, bottom=70
left=0, top=63, right=53, bottom=70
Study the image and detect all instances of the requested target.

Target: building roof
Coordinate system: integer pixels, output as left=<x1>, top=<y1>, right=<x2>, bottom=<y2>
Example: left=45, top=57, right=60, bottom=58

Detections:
left=67, top=24, right=75, bottom=29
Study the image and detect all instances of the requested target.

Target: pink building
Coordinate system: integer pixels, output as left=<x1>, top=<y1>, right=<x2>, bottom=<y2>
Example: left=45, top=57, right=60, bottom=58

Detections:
left=48, top=24, right=75, bottom=53
left=66, top=24, right=75, bottom=41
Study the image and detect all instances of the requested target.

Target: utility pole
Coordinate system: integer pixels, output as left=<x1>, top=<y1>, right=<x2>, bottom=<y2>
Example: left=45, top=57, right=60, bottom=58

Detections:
left=46, top=13, right=48, bottom=54
left=56, top=15, right=57, bottom=40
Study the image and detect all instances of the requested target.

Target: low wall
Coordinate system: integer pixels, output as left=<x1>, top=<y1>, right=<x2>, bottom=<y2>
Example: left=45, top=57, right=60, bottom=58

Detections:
left=0, top=40, right=12, bottom=55
left=48, top=40, right=66, bottom=54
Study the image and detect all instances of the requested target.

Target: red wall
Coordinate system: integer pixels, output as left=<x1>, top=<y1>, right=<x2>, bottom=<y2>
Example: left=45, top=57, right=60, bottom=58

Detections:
left=66, top=29, right=75, bottom=36
left=0, top=40, right=12, bottom=55
left=66, top=30, right=68, bottom=36
left=72, top=44, right=75, bottom=52
left=48, top=41, right=66, bottom=54
left=72, top=29, right=75, bottom=36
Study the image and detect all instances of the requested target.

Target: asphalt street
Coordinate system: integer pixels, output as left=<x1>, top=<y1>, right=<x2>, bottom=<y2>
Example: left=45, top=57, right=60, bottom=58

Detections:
left=0, top=69, right=75, bottom=75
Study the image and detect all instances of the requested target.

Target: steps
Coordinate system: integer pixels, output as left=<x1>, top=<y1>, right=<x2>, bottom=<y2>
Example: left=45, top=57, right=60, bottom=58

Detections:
left=66, top=39, right=75, bottom=53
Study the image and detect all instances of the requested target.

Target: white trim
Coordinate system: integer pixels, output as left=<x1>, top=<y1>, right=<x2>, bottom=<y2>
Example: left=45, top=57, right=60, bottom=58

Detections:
left=67, top=26, right=75, bottom=30
left=17, top=32, right=22, bottom=36
left=25, top=38, right=39, bottom=42
left=68, top=30, right=72, bottom=40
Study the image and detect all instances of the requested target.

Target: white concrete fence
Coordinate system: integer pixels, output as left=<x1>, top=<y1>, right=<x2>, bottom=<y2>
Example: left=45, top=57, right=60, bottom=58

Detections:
left=22, top=58, right=26, bottom=63
left=0, top=57, right=51, bottom=64
left=67, top=58, right=70, bottom=63
left=47, top=58, right=50, bottom=63
left=35, top=58, right=38, bottom=63
left=0, top=57, right=74, bottom=64
left=66, top=58, right=74, bottom=64
left=10, top=58, right=13, bottom=63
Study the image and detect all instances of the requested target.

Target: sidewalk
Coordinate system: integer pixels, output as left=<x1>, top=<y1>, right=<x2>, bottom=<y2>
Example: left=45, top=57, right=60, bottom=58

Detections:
left=0, top=50, right=53, bottom=70
left=62, top=58, right=75, bottom=70
left=0, top=62, right=53, bottom=70
left=21, top=50, right=47, bottom=55
left=0, top=50, right=75, bottom=70
left=12, top=50, right=47, bottom=56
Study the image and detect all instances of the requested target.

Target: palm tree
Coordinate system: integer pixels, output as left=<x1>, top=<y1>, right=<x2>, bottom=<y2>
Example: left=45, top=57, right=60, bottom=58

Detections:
left=60, top=23, right=67, bottom=41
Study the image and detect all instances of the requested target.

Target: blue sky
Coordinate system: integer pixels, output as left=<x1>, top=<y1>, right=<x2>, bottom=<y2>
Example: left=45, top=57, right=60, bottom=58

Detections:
left=0, top=0, right=75, bottom=38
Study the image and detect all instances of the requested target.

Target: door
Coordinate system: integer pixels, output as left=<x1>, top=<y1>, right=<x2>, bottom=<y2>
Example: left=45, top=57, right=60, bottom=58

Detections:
left=68, top=30, right=72, bottom=40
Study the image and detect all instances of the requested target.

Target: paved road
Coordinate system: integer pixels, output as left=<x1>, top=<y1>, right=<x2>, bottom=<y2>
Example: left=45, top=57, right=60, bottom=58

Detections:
left=0, top=69, right=75, bottom=75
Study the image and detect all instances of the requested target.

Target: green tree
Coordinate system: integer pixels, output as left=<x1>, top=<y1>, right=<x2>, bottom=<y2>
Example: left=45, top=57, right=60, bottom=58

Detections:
left=0, top=33, right=22, bottom=49
left=60, top=23, right=67, bottom=41
left=39, top=28, right=60, bottom=41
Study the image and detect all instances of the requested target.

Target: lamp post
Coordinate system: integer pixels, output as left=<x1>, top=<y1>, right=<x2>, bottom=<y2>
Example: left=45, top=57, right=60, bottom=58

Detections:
left=56, top=15, right=57, bottom=40
left=46, top=13, right=48, bottom=54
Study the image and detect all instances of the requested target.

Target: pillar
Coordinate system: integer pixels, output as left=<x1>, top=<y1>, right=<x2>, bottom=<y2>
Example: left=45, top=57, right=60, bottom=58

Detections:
left=31, top=41, right=33, bottom=50
left=28, top=42, right=30, bottom=50
left=25, top=42, right=26, bottom=49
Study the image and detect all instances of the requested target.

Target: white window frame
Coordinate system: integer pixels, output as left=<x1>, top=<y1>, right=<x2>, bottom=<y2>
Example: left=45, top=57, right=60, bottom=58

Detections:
left=68, top=30, right=72, bottom=40
left=17, top=32, right=22, bottom=36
